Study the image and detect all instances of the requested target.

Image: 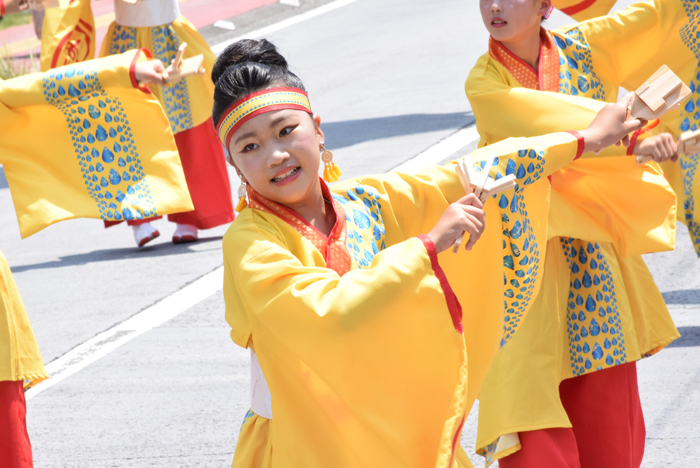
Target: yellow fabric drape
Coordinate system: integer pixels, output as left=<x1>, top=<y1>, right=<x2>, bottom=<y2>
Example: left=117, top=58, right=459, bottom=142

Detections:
left=225, top=133, right=582, bottom=468
left=0, top=250, right=47, bottom=389
left=0, top=50, right=193, bottom=238
left=100, top=17, right=216, bottom=134
left=465, top=1, right=686, bottom=465
left=570, top=0, right=700, bottom=254
left=551, top=0, right=617, bottom=21
left=40, top=0, right=96, bottom=72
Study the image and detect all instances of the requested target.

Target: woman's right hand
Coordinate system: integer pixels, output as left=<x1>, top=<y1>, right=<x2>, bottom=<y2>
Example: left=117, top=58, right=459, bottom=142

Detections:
left=134, top=60, right=169, bottom=86
left=578, top=93, right=646, bottom=154
left=427, top=193, right=486, bottom=254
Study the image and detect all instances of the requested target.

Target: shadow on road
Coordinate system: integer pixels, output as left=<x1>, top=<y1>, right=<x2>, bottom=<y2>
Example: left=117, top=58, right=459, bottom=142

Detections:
left=322, top=112, right=475, bottom=149
left=10, top=236, right=224, bottom=274
left=668, top=326, right=700, bottom=348
left=0, top=166, right=8, bottom=190
left=662, top=289, right=700, bottom=305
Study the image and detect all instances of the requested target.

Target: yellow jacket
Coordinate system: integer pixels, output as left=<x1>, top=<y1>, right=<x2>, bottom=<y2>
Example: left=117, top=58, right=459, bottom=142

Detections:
left=465, top=1, right=685, bottom=464
left=225, top=133, right=593, bottom=468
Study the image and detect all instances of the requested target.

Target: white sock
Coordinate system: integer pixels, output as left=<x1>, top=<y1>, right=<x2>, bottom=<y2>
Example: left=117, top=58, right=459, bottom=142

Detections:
left=173, top=224, right=198, bottom=238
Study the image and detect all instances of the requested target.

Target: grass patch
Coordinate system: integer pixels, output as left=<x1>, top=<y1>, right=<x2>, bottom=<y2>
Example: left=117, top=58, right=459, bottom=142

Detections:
left=0, top=10, right=33, bottom=31
left=0, top=46, right=39, bottom=79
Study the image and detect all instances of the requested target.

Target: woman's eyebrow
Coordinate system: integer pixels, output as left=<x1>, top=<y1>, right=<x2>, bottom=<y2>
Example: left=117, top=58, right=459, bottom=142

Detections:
left=234, top=131, right=257, bottom=145
left=270, top=114, right=293, bottom=127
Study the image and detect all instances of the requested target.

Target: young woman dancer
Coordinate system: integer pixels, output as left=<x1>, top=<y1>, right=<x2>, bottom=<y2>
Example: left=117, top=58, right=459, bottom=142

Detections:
left=215, top=39, right=645, bottom=468
left=0, top=53, right=178, bottom=468
left=100, top=0, right=234, bottom=246
left=465, top=1, right=690, bottom=466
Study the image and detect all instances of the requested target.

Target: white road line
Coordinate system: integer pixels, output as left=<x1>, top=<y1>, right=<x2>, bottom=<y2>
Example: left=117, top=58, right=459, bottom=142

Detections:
left=26, top=267, right=223, bottom=400
left=391, top=124, right=480, bottom=174
left=210, top=0, right=360, bottom=55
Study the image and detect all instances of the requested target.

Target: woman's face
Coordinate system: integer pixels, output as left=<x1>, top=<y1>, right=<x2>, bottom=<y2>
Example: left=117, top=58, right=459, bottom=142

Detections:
left=228, top=109, right=325, bottom=208
left=479, top=0, right=551, bottom=43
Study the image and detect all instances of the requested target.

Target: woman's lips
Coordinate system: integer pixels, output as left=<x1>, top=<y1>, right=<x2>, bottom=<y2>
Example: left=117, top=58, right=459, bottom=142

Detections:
left=271, top=166, right=302, bottom=186
left=491, top=17, right=507, bottom=28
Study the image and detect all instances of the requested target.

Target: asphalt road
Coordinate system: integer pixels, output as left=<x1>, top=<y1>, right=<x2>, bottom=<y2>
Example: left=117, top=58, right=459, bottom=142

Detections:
left=1, top=0, right=698, bottom=467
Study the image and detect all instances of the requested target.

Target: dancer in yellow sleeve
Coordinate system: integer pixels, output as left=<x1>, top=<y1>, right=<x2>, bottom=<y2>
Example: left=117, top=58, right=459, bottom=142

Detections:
left=465, top=1, right=690, bottom=466
left=99, top=0, right=234, bottom=246
left=0, top=48, right=193, bottom=238
left=215, top=39, right=646, bottom=468
left=0, top=54, right=184, bottom=468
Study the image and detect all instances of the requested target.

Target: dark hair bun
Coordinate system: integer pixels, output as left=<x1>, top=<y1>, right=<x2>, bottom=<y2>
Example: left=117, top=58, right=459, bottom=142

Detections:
left=211, top=39, right=288, bottom=85
left=211, top=38, right=306, bottom=128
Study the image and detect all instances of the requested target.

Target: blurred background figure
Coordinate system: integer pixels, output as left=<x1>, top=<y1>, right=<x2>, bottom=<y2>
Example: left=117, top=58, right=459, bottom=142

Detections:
left=99, top=0, right=234, bottom=247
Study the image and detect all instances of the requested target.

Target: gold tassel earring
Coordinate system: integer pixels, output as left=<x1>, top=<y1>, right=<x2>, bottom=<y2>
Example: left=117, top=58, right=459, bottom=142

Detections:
left=236, top=180, right=248, bottom=212
left=321, top=144, right=342, bottom=183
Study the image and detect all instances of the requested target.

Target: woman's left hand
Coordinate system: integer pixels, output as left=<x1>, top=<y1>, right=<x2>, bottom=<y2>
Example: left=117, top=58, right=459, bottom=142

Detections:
left=633, top=133, right=678, bottom=163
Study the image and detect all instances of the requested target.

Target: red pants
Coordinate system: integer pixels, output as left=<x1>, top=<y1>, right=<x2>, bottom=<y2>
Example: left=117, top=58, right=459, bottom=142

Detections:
left=105, top=119, right=235, bottom=230
left=0, top=380, right=33, bottom=468
left=499, top=362, right=645, bottom=468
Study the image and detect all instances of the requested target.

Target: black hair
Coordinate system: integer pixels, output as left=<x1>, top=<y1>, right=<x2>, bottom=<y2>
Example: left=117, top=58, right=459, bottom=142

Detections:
left=211, top=39, right=306, bottom=127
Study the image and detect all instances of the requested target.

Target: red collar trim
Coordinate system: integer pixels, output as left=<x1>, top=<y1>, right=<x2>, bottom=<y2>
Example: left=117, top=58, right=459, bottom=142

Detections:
left=247, top=178, right=352, bottom=276
left=489, top=28, right=560, bottom=92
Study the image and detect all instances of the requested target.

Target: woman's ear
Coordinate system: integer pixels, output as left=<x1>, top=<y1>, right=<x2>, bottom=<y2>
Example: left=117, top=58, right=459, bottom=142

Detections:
left=226, top=152, right=246, bottom=182
left=313, top=114, right=325, bottom=147
left=539, top=0, right=553, bottom=17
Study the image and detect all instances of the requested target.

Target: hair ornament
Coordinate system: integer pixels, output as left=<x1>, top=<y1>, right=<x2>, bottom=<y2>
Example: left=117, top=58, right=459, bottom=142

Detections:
left=216, top=87, right=313, bottom=148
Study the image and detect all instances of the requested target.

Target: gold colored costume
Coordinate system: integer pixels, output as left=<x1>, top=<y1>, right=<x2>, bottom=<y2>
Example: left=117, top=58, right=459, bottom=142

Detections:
left=224, top=133, right=608, bottom=468
left=465, top=1, right=688, bottom=464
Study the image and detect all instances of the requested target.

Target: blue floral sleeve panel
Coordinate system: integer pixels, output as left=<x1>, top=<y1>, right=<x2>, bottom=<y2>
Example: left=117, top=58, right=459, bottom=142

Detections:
left=554, top=22, right=680, bottom=375
left=334, top=133, right=579, bottom=347
left=41, top=58, right=159, bottom=223
left=464, top=137, right=576, bottom=346
left=678, top=1, right=700, bottom=256
left=331, top=185, right=386, bottom=271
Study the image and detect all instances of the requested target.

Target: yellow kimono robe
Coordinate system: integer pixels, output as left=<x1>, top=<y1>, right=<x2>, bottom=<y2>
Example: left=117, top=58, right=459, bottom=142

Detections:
left=0, top=250, right=47, bottom=390
left=0, top=49, right=193, bottom=238
left=0, top=51, right=194, bottom=391
left=225, top=133, right=611, bottom=468
left=465, top=1, right=685, bottom=464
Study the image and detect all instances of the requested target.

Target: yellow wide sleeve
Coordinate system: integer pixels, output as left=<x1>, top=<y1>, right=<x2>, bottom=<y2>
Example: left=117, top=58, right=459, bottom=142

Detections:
left=346, top=133, right=581, bottom=408
left=575, top=0, right=695, bottom=91
left=0, top=250, right=47, bottom=387
left=224, top=220, right=467, bottom=468
left=0, top=49, right=193, bottom=238
left=466, top=57, right=677, bottom=257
